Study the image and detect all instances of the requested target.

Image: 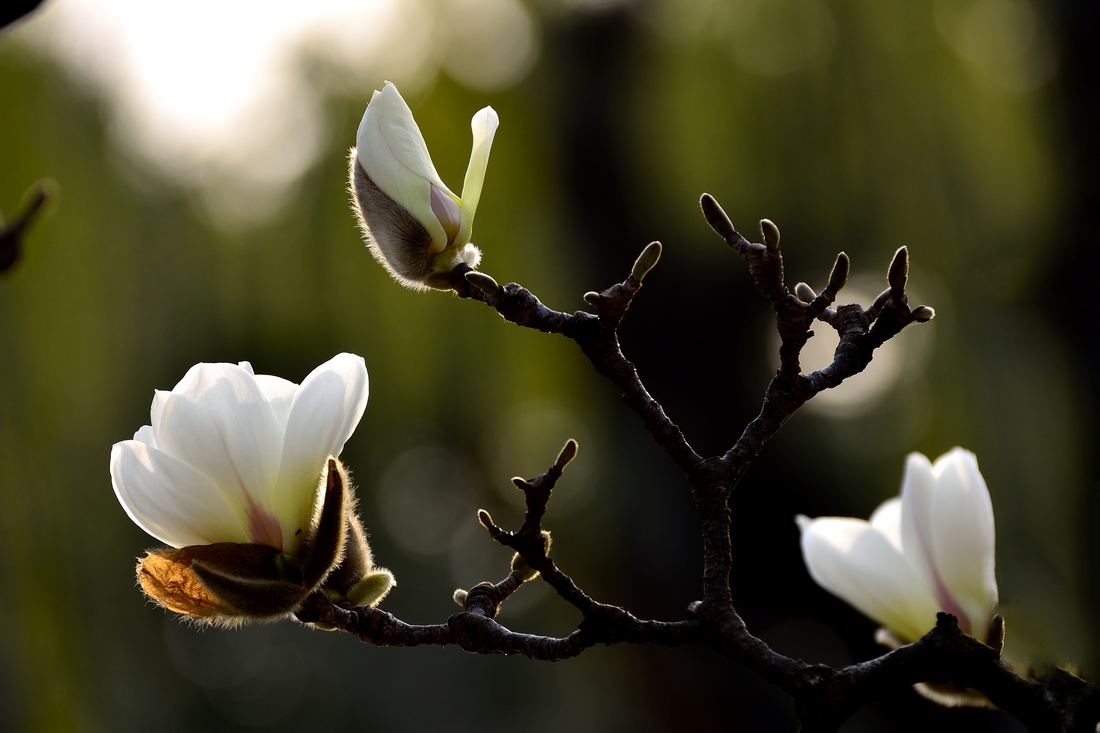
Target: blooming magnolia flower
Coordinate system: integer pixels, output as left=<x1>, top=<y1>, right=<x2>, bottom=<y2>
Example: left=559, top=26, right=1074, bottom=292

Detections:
left=111, top=354, right=393, bottom=622
left=349, top=81, right=499, bottom=291
left=796, top=448, right=997, bottom=646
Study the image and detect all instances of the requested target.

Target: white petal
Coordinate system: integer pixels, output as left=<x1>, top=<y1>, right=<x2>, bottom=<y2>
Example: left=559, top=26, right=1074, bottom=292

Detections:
left=929, top=448, right=998, bottom=634
left=797, top=515, right=941, bottom=643
left=254, top=374, right=298, bottom=429
left=454, top=106, right=500, bottom=249
left=900, top=452, right=939, bottom=590
left=869, top=497, right=902, bottom=550
left=153, top=363, right=285, bottom=547
left=238, top=361, right=255, bottom=375
left=150, top=390, right=170, bottom=438
left=356, top=84, right=451, bottom=256
left=111, top=440, right=249, bottom=548
left=272, top=353, right=369, bottom=552
left=133, top=425, right=157, bottom=448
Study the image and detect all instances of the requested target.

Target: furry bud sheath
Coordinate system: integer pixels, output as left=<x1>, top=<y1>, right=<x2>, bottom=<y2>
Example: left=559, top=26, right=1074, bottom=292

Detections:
left=350, top=81, right=498, bottom=291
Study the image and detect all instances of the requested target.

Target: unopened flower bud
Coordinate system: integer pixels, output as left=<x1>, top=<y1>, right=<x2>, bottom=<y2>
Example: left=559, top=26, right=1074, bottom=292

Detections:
left=350, top=82, right=499, bottom=291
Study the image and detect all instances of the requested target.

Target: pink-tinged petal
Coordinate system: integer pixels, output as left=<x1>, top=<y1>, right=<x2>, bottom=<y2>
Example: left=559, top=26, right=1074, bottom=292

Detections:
left=111, top=440, right=249, bottom=548
left=797, top=515, right=941, bottom=643
left=272, top=353, right=369, bottom=552
left=153, top=362, right=285, bottom=549
left=929, top=448, right=998, bottom=635
left=356, top=84, right=451, bottom=257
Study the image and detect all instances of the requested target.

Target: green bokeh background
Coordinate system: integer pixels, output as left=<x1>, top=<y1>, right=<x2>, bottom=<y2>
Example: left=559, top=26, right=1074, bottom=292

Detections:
left=0, top=1, right=1093, bottom=731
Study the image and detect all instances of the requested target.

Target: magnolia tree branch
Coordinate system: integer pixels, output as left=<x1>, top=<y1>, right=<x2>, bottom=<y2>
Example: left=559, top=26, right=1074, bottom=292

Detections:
left=296, top=194, right=1099, bottom=732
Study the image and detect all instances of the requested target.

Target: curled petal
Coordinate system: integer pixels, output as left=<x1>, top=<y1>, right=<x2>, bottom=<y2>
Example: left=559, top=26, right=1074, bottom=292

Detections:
left=454, top=105, right=499, bottom=250
left=133, top=425, right=157, bottom=448
left=272, top=353, right=369, bottom=552
left=112, top=440, right=249, bottom=548
left=797, top=515, right=941, bottom=643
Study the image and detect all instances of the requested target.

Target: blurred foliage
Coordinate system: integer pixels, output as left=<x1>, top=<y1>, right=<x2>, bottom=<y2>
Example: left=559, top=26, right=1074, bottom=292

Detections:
left=0, top=1, right=1090, bottom=731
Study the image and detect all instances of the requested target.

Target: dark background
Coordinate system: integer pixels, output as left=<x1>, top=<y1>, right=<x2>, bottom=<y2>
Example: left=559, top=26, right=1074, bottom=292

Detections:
left=0, top=0, right=1095, bottom=730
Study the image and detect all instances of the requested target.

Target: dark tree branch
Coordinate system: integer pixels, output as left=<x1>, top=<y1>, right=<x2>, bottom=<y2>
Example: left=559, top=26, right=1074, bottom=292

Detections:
left=301, top=194, right=1097, bottom=731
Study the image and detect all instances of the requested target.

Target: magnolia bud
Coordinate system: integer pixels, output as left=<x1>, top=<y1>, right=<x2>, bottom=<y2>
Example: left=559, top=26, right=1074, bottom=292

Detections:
left=350, top=82, right=499, bottom=291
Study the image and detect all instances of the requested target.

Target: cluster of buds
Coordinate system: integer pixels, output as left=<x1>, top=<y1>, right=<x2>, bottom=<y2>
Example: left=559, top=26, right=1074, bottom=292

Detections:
left=110, top=355, right=393, bottom=623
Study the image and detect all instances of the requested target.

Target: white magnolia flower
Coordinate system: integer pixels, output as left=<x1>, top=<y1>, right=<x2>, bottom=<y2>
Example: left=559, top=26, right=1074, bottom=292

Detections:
left=111, top=353, right=369, bottom=555
left=796, top=448, right=997, bottom=645
left=350, top=81, right=499, bottom=290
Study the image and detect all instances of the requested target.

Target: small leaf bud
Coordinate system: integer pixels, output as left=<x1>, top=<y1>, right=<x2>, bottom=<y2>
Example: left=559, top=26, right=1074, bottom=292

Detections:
left=583, top=291, right=601, bottom=306
left=510, top=553, right=539, bottom=582
left=794, top=282, right=816, bottom=303
left=555, top=439, right=578, bottom=471
left=987, top=614, right=1005, bottom=656
left=760, top=219, right=780, bottom=250
left=700, top=194, right=737, bottom=241
left=453, top=589, right=468, bottom=607
left=888, top=246, right=909, bottom=292
left=465, top=270, right=501, bottom=296
left=631, top=242, right=662, bottom=282
left=912, top=305, right=935, bottom=322
left=477, top=509, right=494, bottom=530
left=828, top=252, right=850, bottom=293
left=344, top=569, right=396, bottom=608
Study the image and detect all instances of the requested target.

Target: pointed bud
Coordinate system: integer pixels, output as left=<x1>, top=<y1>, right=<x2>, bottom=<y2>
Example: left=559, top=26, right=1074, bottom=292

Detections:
left=344, top=569, right=396, bottom=608
left=828, top=252, right=850, bottom=293
left=465, top=270, right=501, bottom=296
left=555, top=439, right=578, bottom=471
left=301, top=458, right=349, bottom=589
left=700, top=194, right=737, bottom=241
left=888, top=247, right=909, bottom=293
left=912, top=305, right=935, bottom=322
left=987, top=614, right=1005, bottom=656
left=794, top=282, right=816, bottom=303
left=477, top=509, right=495, bottom=530
left=760, top=219, right=780, bottom=250
left=631, top=242, right=662, bottom=282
